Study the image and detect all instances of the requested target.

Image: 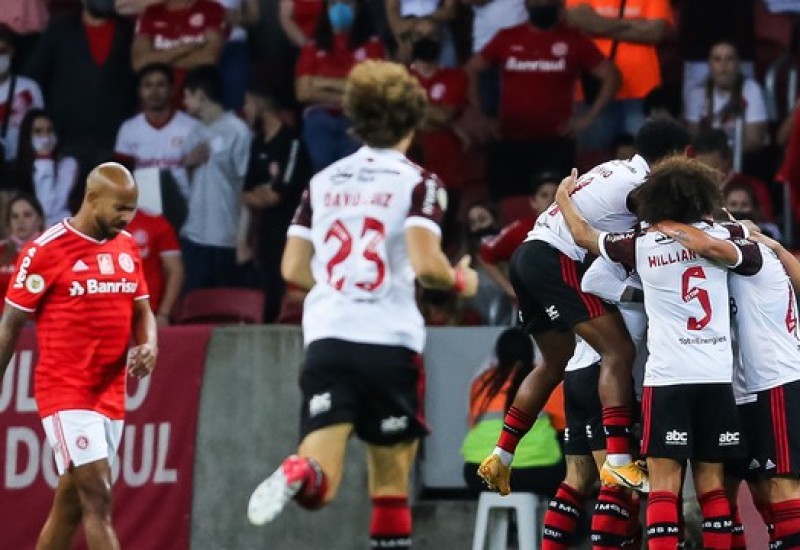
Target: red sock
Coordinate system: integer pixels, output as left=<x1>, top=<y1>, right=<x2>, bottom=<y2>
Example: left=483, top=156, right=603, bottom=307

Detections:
left=602, top=406, right=631, bottom=455
left=591, top=486, right=634, bottom=549
left=699, top=489, right=733, bottom=549
left=772, top=498, right=800, bottom=549
left=627, top=493, right=643, bottom=548
left=542, top=482, right=584, bottom=549
left=646, top=491, right=680, bottom=550
left=755, top=500, right=776, bottom=546
left=497, top=406, right=535, bottom=454
left=294, top=457, right=328, bottom=510
left=730, top=506, right=746, bottom=550
left=370, top=496, right=412, bottom=549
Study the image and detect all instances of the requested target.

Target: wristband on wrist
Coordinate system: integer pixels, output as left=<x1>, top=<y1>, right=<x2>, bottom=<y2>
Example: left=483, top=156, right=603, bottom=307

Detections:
left=452, top=266, right=466, bottom=293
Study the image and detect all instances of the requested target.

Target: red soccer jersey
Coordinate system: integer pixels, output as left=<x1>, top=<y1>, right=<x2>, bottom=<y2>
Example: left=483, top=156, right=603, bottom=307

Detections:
left=295, top=34, right=386, bottom=79
left=410, top=65, right=469, bottom=189
left=480, top=23, right=605, bottom=140
left=479, top=218, right=533, bottom=264
left=5, top=221, right=149, bottom=420
left=126, top=211, right=180, bottom=313
left=293, top=0, right=324, bottom=38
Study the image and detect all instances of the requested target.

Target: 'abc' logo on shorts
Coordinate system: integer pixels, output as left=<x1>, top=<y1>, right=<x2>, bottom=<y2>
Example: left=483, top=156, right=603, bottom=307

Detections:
left=719, top=431, right=740, bottom=446
left=665, top=430, right=688, bottom=445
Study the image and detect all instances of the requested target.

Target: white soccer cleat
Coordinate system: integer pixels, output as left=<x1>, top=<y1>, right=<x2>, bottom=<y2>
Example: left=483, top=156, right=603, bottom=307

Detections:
left=247, top=455, right=307, bottom=526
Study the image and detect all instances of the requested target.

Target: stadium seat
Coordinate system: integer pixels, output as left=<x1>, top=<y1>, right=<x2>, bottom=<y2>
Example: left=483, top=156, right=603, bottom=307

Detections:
left=472, top=491, right=543, bottom=550
left=499, top=195, right=533, bottom=224
left=174, top=288, right=265, bottom=325
left=275, top=293, right=303, bottom=325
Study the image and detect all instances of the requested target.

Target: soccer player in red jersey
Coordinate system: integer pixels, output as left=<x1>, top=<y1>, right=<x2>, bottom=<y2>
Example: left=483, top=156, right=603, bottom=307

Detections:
left=0, top=163, right=158, bottom=550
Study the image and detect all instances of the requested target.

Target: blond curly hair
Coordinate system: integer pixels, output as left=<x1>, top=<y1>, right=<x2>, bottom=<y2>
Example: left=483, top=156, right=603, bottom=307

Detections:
left=343, top=60, right=428, bottom=148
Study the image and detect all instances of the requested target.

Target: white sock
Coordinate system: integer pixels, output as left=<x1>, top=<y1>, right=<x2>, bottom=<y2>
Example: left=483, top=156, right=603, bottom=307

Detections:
left=492, top=447, right=514, bottom=467
left=606, top=453, right=632, bottom=467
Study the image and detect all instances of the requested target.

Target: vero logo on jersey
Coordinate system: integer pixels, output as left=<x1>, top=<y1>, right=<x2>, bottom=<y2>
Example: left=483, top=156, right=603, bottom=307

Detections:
left=665, top=430, right=688, bottom=445
left=12, top=247, right=37, bottom=289
left=69, top=278, right=138, bottom=296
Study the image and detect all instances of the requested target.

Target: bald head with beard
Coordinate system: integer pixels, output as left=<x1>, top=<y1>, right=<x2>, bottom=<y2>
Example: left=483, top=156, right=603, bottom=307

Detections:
left=76, top=162, right=139, bottom=240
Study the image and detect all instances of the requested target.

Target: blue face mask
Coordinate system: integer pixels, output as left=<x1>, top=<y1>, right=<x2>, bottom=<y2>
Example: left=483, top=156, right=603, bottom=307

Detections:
left=328, top=3, right=355, bottom=32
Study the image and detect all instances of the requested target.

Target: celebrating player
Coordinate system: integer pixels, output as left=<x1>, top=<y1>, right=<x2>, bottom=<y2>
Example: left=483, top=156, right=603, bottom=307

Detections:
left=0, top=162, right=157, bottom=550
left=555, top=157, right=762, bottom=549
left=246, top=60, right=478, bottom=549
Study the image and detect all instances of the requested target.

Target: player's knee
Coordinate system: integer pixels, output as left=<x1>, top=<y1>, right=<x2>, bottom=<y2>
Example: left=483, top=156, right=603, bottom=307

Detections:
left=74, top=477, right=113, bottom=517
left=768, top=476, right=800, bottom=502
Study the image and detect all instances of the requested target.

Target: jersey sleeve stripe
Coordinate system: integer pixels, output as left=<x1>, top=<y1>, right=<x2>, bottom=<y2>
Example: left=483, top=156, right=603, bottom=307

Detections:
left=597, top=231, right=611, bottom=262
left=287, top=224, right=312, bottom=240
left=404, top=216, right=442, bottom=236
left=134, top=295, right=150, bottom=301
left=5, top=297, right=35, bottom=313
left=159, top=250, right=182, bottom=257
left=34, top=225, right=67, bottom=246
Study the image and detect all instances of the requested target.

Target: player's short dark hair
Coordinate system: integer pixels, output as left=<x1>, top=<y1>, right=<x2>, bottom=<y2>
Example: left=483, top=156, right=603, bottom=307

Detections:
left=137, top=63, right=174, bottom=87
left=184, top=64, right=223, bottom=105
left=643, top=84, right=683, bottom=119
left=246, top=75, right=285, bottom=112
left=691, top=128, right=731, bottom=158
left=633, top=155, right=722, bottom=224
left=0, top=24, right=15, bottom=49
left=634, top=116, right=691, bottom=165
left=344, top=60, right=427, bottom=148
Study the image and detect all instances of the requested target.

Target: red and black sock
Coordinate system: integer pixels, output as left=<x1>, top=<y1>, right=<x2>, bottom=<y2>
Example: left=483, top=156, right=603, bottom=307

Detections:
left=591, top=486, right=634, bottom=549
left=626, top=492, right=643, bottom=548
left=294, top=457, right=328, bottom=510
left=699, top=488, right=733, bottom=549
left=602, top=406, right=631, bottom=456
left=370, top=496, right=412, bottom=549
left=542, top=482, right=584, bottom=549
left=730, top=506, right=747, bottom=550
left=772, top=498, right=800, bottom=549
left=497, top=406, right=535, bottom=454
left=646, top=491, right=680, bottom=550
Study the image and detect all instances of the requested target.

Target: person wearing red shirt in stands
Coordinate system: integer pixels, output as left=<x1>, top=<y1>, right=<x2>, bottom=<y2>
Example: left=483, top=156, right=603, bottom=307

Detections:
left=0, top=162, right=157, bottom=550
left=295, top=0, right=385, bottom=170
left=132, top=0, right=227, bottom=94
left=0, top=194, right=44, bottom=296
left=480, top=172, right=557, bottom=296
left=126, top=209, right=184, bottom=325
left=280, top=0, right=325, bottom=47
left=466, top=0, right=619, bottom=198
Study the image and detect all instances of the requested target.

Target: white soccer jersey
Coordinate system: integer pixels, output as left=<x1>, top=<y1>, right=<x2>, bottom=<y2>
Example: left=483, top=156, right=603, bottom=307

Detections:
left=528, top=155, right=649, bottom=261
left=114, top=111, right=197, bottom=197
left=600, top=222, right=762, bottom=387
left=288, top=146, right=447, bottom=352
left=730, top=242, right=800, bottom=392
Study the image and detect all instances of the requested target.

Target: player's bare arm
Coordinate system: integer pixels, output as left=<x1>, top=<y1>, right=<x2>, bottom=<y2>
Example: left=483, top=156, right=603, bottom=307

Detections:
left=129, top=298, right=158, bottom=379
left=405, top=226, right=478, bottom=297
left=750, top=232, right=800, bottom=292
left=282, top=236, right=315, bottom=291
left=652, top=221, right=741, bottom=266
left=0, top=304, right=30, bottom=380
left=554, top=168, right=602, bottom=255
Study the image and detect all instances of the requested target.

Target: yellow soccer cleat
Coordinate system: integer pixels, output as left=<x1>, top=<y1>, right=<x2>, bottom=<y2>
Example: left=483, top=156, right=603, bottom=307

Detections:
left=477, top=454, right=512, bottom=496
left=599, top=459, right=650, bottom=493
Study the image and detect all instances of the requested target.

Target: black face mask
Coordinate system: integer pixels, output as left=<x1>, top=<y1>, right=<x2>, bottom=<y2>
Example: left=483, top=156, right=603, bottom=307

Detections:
left=528, top=5, right=560, bottom=29
left=412, top=38, right=442, bottom=63
left=84, top=0, right=116, bottom=18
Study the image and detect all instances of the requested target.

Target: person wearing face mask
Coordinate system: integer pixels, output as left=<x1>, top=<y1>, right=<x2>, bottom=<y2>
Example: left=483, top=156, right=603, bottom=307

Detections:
left=295, top=0, right=386, bottom=171
left=465, top=0, right=619, bottom=199
left=0, top=193, right=44, bottom=296
left=0, top=24, right=44, bottom=171
left=13, top=110, right=79, bottom=228
left=385, top=0, right=457, bottom=66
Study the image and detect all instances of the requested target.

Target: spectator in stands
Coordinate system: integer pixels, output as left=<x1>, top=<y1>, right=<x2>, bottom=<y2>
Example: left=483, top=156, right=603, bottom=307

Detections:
left=642, top=82, right=682, bottom=120
left=678, top=0, right=755, bottom=99
left=480, top=172, right=557, bottom=297
left=612, top=133, right=636, bottom=160
left=0, top=193, right=44, bottom=296
left=466, top=0, right=619, bottom=198
left=566, top=0, right=673, bottom=152
left=218, top=0, right=260, bottom=110
left=723, top=181, right=782, bottom=240
left=408, top=18, right=468, bottom=194
left=465, top=199, right=501, bottom=256
left=115, top=63, right=196, bottom=199
left=465, top=0, right=527, bottom=55
left=14, top=109, right=78, bottom=228
left=0, top=0, right=49, bottom=69
left=0, top=24, right=44, bottom=172
left=180, top=65, right=250, bottom=291
left=279, top=0, right=325, bottom=48
left=690, top=127, right=775, bottom=222
left=295, top=0, right=386, bottom=171
left=126, top=208, right=185, bottom=324
left=684, top=41, right=769, bottom=154
left=241, top=81, right=312, bottom=323
left=24, top=1, right=137, bottom=169
left=462, top=327, right=565, bottom=497
left=132, top=0, right=227, bottom=93
left=386, top=0, right=457, bottom=66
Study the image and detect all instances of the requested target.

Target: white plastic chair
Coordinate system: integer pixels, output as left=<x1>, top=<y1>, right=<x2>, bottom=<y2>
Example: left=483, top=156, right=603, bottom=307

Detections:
left=472, top=491, right=544, bottom=550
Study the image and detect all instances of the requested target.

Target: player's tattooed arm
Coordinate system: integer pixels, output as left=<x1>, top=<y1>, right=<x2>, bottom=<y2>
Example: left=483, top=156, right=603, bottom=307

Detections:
left=653, top=221, right=741, bottom=266
left=750, top=232, right=800, bottom=292
left=0, top=304, right=30, bottom=381
left=555, top=168, right=601, bottom=255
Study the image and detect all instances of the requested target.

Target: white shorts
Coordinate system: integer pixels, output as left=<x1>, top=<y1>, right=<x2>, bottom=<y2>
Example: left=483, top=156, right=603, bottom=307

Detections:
left=42, top=410, right=124, bottom=476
